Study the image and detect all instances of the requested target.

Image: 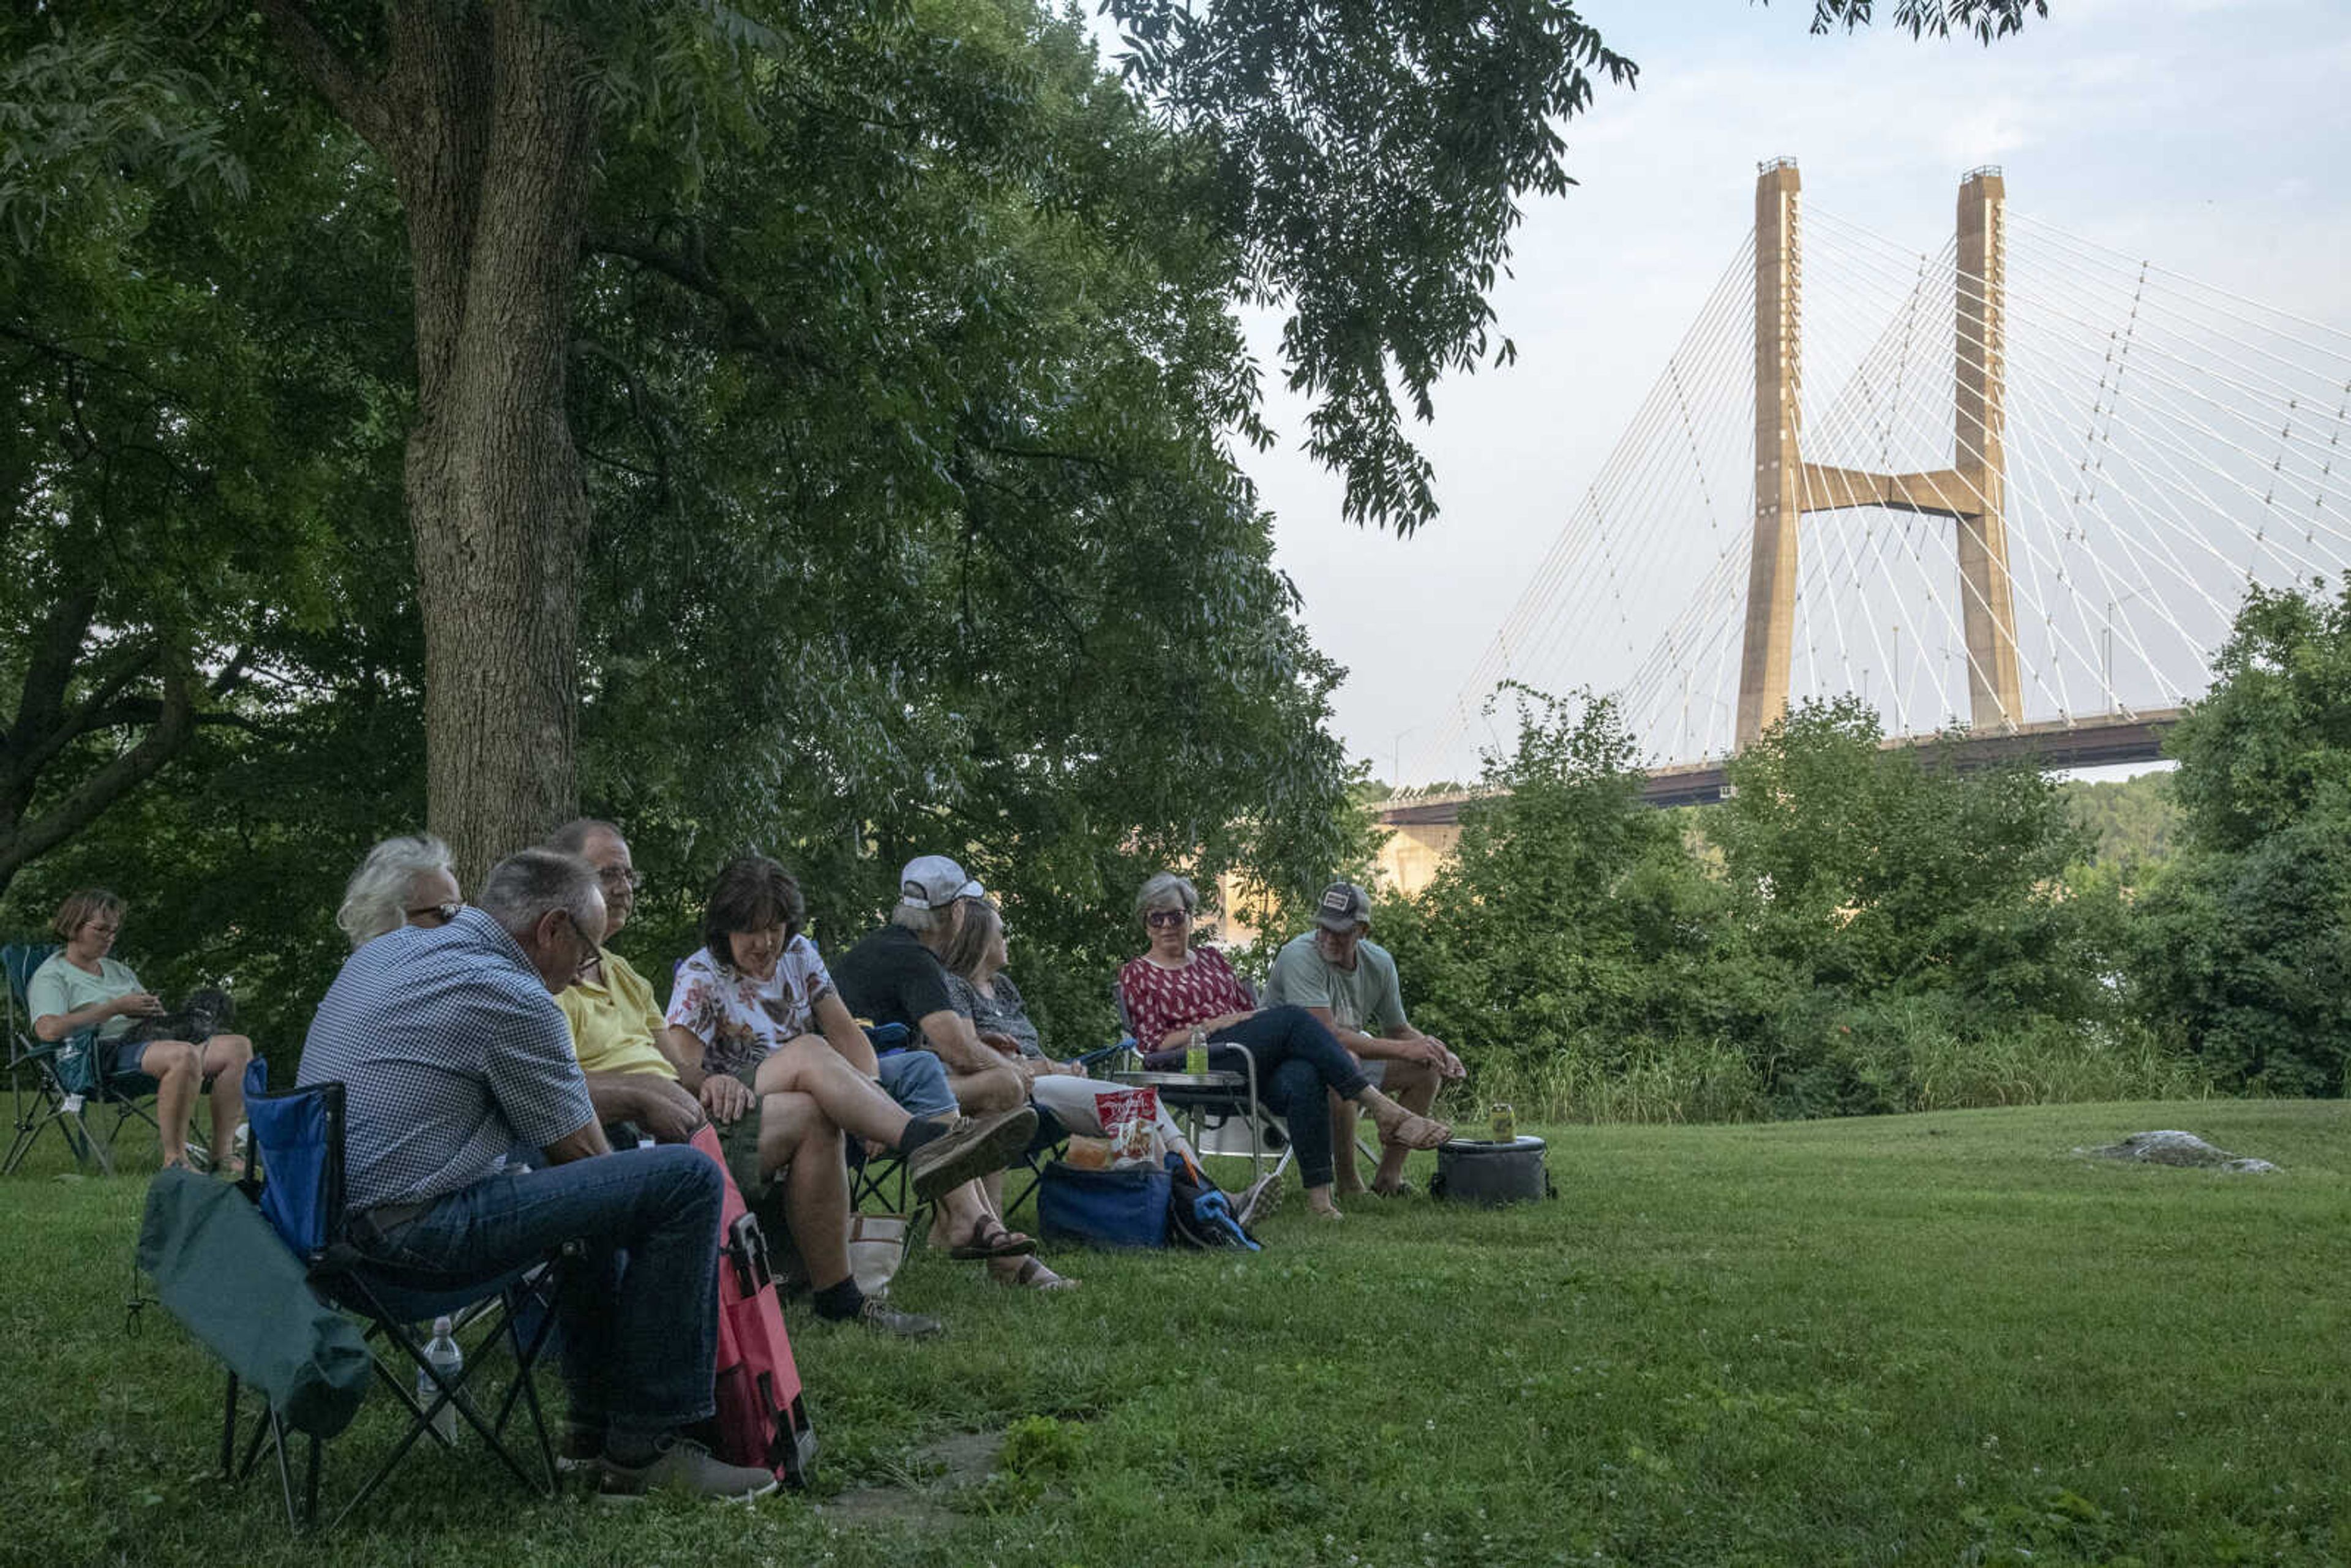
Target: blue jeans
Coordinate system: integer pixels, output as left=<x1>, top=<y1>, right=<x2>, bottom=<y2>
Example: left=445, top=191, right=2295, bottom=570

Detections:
left=345, top=1145, right=722, bottom=1438
left=876, top=1048, right=958, bottom=1118
left=1149, top=1005, right=1372, bottom=1189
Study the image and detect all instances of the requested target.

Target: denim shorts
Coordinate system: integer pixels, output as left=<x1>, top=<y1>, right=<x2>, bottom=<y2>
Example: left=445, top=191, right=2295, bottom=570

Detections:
left=876, top=1048, right=959, bottom=1119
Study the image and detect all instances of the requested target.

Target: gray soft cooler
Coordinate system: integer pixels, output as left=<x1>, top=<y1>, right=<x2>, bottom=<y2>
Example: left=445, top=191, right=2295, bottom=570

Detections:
left=1431, top=1135, right=1553, bottom=1206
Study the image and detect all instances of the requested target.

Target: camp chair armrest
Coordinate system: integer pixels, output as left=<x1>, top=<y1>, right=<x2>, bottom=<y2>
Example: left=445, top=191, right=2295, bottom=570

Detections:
left=1072, top=1040, right=1130, bottom=1070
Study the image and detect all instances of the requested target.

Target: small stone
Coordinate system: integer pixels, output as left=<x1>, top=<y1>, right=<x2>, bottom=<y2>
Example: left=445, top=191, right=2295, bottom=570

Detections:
left=2080, top=1130, right=2280, bottom=1172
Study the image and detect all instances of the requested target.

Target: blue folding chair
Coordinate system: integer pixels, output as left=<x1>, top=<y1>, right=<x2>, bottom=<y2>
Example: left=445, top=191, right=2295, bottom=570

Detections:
left=227, top=1059, right=568, bottom=1530
left=2, top=940, right=195, bottom=1176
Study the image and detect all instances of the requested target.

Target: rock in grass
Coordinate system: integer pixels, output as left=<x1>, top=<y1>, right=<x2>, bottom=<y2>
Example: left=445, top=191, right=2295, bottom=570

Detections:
left=2082, top=1130, right=2279, bottom=1173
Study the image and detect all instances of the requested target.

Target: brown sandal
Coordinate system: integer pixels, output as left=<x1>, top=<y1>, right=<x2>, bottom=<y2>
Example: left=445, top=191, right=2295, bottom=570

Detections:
left=949, top=1220, right=1036, bottom=1261
left=1380, top=1111, right=1452, bottom=1151
left=999, top=1256, right=1079, bottom=1291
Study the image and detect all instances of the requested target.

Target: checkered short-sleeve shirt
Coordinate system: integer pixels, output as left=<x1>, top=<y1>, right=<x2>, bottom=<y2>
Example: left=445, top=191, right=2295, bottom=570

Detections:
left=299, top=908, right=595, bottom=1214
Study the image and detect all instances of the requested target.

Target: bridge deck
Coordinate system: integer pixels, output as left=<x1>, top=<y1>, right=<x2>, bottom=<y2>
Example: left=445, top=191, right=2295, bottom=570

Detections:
left=1378, top=709, right=2181, bottom=824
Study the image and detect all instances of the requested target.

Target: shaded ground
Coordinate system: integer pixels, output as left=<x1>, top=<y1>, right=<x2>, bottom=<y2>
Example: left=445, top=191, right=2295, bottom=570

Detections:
left=2, top=1099, right=2346, bottom=1566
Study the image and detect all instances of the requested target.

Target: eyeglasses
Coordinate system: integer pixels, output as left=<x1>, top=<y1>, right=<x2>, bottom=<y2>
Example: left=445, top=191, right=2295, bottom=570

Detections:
left=405, top=902, right=462, bottom=927
left=596, top=866, right=642, bottom=892
left=1144, top=909, right=1190, bottom=929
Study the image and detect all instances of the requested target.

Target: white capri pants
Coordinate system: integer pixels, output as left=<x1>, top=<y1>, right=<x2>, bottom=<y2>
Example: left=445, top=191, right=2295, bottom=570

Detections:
left=1026, top=1073, right=1194, bottom=1158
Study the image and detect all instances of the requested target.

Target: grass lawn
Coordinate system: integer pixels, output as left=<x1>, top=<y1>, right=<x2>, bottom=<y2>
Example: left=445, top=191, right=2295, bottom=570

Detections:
left=3, top=1098, right=2345, bottom=1567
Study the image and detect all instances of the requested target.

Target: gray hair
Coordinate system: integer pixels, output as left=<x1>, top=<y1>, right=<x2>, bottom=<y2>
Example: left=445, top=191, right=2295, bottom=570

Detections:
left=890, top=902, right=948, bottom=936
left=475, top=848, right=602, bottom=943
left=337, top=834, right=454, bottom=950
left=546, top=817, right=623, bottom=856
left=1135, top=871, right=1198, bottom=922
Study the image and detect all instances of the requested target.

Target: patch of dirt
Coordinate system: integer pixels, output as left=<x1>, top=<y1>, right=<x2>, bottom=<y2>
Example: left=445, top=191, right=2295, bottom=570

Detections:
left=817, top=1428, right=1005, bottom=1530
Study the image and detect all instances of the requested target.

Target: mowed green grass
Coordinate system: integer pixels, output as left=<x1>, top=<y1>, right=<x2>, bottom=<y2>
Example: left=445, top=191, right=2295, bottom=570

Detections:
left=2, top=1099, right=2345, bottom=1567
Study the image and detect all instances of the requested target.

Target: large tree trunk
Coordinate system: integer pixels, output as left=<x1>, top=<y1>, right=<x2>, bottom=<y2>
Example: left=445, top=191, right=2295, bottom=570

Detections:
left=382, top=2, right=598, bottom=884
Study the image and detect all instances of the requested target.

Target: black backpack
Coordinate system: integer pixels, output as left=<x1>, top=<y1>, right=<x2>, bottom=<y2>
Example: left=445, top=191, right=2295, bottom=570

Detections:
left=1165, top=1160, right=1262, bottom=1251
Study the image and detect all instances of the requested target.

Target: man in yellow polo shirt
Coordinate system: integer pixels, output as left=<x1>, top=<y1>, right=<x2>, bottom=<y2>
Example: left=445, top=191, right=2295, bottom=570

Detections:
left=547, top=819, right=999, bottom=1338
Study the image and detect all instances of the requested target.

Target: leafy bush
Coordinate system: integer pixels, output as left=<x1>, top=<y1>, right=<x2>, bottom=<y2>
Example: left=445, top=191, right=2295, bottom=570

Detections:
left=1382, top=689, right=2183, bottom=1122
left=2124, top=580, right=2351, bottom=1095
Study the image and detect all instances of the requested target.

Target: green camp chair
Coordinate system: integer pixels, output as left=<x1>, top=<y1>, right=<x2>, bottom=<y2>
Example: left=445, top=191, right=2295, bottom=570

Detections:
left=2, top=941, right=195, bottom=1176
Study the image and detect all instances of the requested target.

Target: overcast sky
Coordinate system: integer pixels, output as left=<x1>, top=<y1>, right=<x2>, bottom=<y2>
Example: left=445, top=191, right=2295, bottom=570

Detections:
left=1235, top=0, right=2351, bottom=784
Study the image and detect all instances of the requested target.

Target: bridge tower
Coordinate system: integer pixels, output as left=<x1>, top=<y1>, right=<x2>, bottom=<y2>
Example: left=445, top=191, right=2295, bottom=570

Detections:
left=1733, top=161, right=2021, bottom=748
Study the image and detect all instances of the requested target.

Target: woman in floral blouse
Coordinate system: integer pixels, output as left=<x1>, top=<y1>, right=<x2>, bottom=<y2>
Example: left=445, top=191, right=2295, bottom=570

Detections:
left=1114, top=872, right=1447, bottom=1221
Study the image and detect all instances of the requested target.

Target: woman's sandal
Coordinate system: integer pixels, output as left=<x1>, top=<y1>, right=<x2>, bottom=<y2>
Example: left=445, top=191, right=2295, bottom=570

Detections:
left=999, top=1256, right=1079, bottom=1291
left=948, top=1220, right=1037, bottom=1261
left=1383, top=1112, right=1452, bottom=1150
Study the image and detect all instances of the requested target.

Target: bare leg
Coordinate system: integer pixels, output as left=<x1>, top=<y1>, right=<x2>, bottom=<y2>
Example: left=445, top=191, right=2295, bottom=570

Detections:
left=928, top=1179, right=1029, bottom=1252
left=756, top=1092, right=853, bottom=1291
left=945, top=1062, right=1024, bottom=1114
left=144, top=1040, right=201, bottom=1168
left=1371, top=1059, right=1440, bottom=1192
left=201, top=1033, right=253, bottom=1169
left=1329, top=1090, right=1367, bottom=1195
left=751, top=1036, right=913, bottom=1147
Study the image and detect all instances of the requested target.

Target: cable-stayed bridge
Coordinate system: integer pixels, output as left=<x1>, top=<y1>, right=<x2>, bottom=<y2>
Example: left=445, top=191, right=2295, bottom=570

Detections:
left=1382, top=159, right=2351, bottom=853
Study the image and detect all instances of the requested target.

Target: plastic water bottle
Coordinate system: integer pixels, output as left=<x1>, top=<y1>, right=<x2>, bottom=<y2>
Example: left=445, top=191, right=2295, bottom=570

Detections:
left=1186, top=1024, right=1209, bottom=1076
left=418, top=1316, right=462, bottom=1441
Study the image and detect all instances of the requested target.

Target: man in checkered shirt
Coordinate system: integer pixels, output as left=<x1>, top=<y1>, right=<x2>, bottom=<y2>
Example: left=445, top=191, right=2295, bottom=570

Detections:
left=299, top=846, right=776, bottom=1502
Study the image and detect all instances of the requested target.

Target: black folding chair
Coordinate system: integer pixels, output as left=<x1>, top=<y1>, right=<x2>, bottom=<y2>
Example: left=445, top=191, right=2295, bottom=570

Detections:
left=2, top=941, right=197, bottom=1176
left=227, top=1059, right=569, bottom=1530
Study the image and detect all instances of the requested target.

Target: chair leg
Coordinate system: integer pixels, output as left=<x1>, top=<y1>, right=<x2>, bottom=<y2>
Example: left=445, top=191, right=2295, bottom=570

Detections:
left=266, top=1411, right=301, bottom=1529
left=74, top=1108, right=115, bottom=1176
left=1, top=1111, right=48, bottom=1174
left=220, top=1373, right=241, bottom=1479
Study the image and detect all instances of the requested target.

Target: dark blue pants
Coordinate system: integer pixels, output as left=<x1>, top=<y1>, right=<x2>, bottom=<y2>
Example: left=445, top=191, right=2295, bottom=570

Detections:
left=345, top=1144, right=722, bottom=1438
left=1153, top=1005, right=1371, bottom=1188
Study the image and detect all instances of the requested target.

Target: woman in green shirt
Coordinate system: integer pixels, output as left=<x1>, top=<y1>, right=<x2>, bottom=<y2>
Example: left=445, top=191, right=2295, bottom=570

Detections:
left=26, top=889, right=252, bottom=1173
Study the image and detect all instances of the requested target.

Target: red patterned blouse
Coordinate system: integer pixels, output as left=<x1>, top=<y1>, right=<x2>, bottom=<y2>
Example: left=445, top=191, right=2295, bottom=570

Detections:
left=1116, top=947, right=1254, bottom=1050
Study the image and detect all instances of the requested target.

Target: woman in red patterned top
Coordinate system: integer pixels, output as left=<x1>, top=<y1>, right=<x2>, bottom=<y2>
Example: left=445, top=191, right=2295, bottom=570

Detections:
left=1116, top=872, right=1449, bottom=1221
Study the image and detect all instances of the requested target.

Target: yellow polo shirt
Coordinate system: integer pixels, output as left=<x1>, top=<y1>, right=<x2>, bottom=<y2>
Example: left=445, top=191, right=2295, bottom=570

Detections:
left=557, top=948, right=677, bottom=1081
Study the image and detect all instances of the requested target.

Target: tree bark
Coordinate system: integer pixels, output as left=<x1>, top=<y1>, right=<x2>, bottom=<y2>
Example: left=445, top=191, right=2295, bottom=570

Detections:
left=374, top=1, right=598, bottom=885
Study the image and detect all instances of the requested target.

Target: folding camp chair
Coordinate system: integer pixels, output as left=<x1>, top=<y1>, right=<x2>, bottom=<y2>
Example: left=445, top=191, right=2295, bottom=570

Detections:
left=1107, top=983, right=1280, bottom=1182
left=848, top=1023, right=917, bottom=1213
left=226, top=1059, right=568, bottom=1531
left=2, top=941, right=198, bottom=1176
left=1103, top=983, right=1387, bottom=1196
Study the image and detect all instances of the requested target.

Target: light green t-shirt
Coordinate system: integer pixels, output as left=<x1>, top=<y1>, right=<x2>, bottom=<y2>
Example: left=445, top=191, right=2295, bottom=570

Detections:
left=25, top=953, right=142, bottom=1041
left=1264, top=932, right=1408, bottom=1038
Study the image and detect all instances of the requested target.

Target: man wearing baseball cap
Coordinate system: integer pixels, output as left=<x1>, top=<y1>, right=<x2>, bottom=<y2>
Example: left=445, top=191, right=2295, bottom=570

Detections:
left=1264, top=880, right=1464, bottom=1198
left=833, top=855, right=1041, bottom=1266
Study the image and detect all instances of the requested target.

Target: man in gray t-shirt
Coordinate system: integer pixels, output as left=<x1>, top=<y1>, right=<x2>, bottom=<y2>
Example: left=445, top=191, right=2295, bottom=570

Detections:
left=1264, top=881, right=1464, bottom=1197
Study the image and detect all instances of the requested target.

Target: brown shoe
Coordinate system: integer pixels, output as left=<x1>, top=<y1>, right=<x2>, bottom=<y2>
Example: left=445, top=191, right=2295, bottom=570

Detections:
left=906, top=1106, right=1038, bottom=1202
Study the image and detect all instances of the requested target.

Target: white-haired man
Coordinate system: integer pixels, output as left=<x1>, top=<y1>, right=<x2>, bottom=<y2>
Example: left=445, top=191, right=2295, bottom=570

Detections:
left=299, top=847, right=775, bottom=1502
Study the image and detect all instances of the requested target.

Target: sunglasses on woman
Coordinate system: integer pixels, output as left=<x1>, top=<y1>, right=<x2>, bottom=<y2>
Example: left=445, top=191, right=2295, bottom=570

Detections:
left=1144, top=909, right=1190, bottom=928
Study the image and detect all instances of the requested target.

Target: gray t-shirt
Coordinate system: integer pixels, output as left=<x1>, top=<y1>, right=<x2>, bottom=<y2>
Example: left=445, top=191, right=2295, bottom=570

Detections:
left=944, top=971, right=1043, bottom=1059
left=1264, top=932, right=1408, bottom=1038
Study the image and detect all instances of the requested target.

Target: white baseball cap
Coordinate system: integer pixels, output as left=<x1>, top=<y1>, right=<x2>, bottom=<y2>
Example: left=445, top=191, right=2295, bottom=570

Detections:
left=899, top=854, right=983, bottom=910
